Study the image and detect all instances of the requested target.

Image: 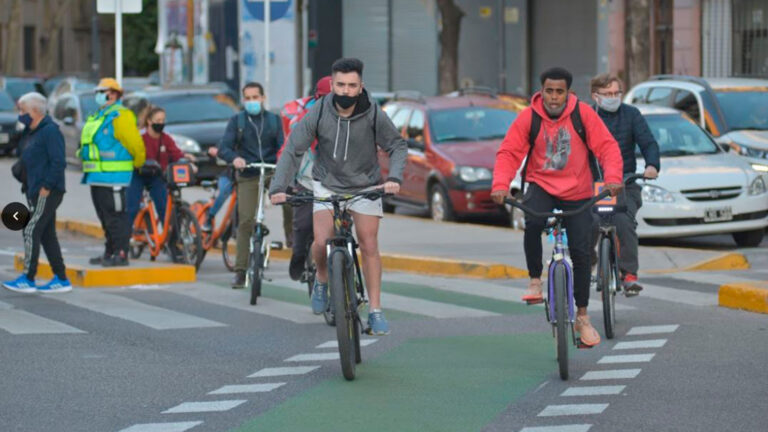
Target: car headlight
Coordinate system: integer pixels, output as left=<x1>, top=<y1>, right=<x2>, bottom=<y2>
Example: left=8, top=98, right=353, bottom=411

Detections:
left=730, top=142, right=767, bottom=159
left=751, top=163, right=768, bottom=173
left=457, top=166, right=492, bottom=182
left=642, top=184, right=675, bottom=203
left=168, top=133, right=202, bottom=154
left=749, top=176, right=767, bottom=196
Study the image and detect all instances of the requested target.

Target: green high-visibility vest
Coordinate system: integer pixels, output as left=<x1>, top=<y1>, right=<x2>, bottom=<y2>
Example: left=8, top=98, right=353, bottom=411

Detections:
left=79, top=104, right=134, bottom=173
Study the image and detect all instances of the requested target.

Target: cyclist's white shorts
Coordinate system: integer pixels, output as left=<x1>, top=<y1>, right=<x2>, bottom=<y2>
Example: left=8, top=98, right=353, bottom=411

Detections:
left=311, top=181, right=384, bottom=218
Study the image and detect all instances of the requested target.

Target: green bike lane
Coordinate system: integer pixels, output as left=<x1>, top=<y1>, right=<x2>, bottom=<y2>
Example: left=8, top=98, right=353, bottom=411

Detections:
left=214, top=279, right=561, bottom=432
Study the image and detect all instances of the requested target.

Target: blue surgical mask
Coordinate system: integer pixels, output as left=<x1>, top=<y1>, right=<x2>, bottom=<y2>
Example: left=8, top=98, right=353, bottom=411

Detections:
left=95, top=92, right=109, bottom=106
left=18, top=113, right=32, bottom=128
left=244, top=100, right=262, bottom=115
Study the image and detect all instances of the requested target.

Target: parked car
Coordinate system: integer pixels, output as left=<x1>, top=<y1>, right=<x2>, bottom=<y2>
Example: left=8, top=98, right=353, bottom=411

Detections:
left=624, top=75, right=768, bottom=174
left=0, top=76, right=46, bottom=101
left=47, top=77, right=96, bottom=115
left=632, top=105, right=766, bottom=246
left=123, top=88, right=240, bottom=180
left=0, top=90, right=23, bottom=155
left=379, top=91, right=523, bottom=221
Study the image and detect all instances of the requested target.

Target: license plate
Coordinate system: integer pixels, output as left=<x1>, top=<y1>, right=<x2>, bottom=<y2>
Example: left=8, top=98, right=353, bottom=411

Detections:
left=0, top=133, right=8, bottom=144
left=704, top=206, right=733, bottom=222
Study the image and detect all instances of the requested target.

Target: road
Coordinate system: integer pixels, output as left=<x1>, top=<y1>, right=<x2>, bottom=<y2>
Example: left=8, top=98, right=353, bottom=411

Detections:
left=1, top=223, right=766, bottom=432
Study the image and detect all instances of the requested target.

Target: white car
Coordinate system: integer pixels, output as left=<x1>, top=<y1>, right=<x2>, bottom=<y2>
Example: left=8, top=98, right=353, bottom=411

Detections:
left=507, top=105, right=767, bottom=247
left=635, top=105, right=767, bottom=246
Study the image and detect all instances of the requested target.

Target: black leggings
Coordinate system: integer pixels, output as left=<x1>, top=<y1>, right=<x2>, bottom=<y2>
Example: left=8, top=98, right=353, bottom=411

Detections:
left=523, top=183, right=593, bottom=308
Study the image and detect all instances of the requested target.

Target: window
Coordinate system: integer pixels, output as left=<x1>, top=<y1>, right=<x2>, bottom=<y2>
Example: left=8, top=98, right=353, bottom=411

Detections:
left=644, top=114, right=719, bottom=156
left=382, top=103, right=399, bottom=119
left=673, top=90, right=701, bottom=123
left=646, top=87, right=674, bottom=106
left=629, top=87, right=650, bottom=104
left=714, top=90, right=768, bottom=130
left=428, top=107, right=518, bottom=144
left=406, top=110, right=425, bottom=142
left=23, top=26, right=35, bottom=71
left=54, top=97, right=71, bottom=120
left=65, top=98, right=79, bottom=122
left=390, top=107, right=412, bottom=134
left=653, top=0, right=674, bottom=74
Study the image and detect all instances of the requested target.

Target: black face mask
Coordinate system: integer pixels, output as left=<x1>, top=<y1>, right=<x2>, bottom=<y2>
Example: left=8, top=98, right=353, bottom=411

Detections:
left=151, top=123, right=165, bottom=133
left=333, top=93, right=358, bottom=109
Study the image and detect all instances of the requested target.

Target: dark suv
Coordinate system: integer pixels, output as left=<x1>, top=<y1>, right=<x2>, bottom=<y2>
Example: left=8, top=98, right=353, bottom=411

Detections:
left=379, top=90, right=523, bottom=221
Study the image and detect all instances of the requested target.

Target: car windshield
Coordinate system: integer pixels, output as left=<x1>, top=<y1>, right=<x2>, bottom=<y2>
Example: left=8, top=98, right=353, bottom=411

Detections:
left=80, top=94, right=99, bottom=118
left=429, top=107, right=517, bottom=143
left=0, top=91, right=15, bottom=111
left=714, top=90, right=768, bottom=131
left=146, top=93, right=238, bottom=124
left=642, top=114, right=719, bottom=156
left=4, top=79, right=37, bottom=100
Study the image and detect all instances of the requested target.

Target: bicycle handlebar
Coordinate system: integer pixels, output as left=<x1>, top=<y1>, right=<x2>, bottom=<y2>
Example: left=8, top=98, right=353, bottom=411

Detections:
left=243, top=162, right=277, bottom=170
left=280, top=189, right=390, bottom=207
left=504, top=174, right=651, bottom=219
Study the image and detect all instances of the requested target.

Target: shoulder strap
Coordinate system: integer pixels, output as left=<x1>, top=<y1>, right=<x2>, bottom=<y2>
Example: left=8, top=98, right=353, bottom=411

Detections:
left=235, top=111, right=246, bottom=151
left=521, top=110, right=542, bottom=186
left=372, top=104, right=378, bottom=145
left=570, top=103, right=603, bottom=180
left=315, top=95, right=325, bottom=133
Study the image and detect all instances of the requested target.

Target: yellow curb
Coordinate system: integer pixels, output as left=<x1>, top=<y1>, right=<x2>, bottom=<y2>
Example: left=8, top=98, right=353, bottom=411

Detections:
left=15, top=254, right=195, bottom=288
left=718, top=281, right=768, bottom=314
left=646, top=252, right=750, bottom=274
left=57, top=219, right=105, bottom=239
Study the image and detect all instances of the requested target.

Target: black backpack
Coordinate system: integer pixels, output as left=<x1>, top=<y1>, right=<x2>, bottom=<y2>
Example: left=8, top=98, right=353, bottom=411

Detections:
left=520, top=103, right=602, bottom=192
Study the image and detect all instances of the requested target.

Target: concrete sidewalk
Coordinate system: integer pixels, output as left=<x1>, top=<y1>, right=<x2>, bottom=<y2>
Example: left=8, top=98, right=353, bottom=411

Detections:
left=0, top=159, right=750, bottom=278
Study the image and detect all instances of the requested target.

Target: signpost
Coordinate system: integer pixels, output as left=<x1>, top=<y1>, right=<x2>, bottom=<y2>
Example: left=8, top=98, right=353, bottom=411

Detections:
left=97, top=0, right=143, bottom=86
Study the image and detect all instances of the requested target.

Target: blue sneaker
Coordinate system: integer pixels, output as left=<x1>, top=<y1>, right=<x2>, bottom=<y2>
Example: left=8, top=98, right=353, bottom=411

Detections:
left=2, top=275, right=36, bottom=293
left=311, top=280, right=329, bottom=315
left=367, top=310, right=390, bottom=336
left=37, top=276, right=72, bottom=294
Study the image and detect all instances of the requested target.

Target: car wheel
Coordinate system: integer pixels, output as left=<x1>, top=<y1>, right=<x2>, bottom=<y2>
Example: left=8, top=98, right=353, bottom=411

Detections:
left=732, top=229, right=764, bottom=248
left=429, top=184, right=455, bottom=222
left=508, top=191, right=525, bottom=230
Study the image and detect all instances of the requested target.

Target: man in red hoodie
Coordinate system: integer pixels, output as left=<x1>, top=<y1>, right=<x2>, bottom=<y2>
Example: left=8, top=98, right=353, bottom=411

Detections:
left=491, top=67, right=624, bottom=347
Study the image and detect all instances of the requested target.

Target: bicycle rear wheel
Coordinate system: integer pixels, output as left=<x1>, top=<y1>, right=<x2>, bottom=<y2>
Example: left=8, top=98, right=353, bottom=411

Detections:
left=248, top=230, right=263, bottom=306
left=599, top=236, right=617, bottom=339
left=330, top=251, right=357, bottom=381
left=221, top=220, right=237, bottom=272
left=553, top=263, right=569, bottom=380
left=130, top=211, right=153, bottom=259
left=173, top=207, right=204, bottom=270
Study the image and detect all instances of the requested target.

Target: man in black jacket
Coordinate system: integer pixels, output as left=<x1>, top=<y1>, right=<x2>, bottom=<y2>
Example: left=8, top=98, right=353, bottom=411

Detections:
left=217, top=82, right=284, bottom=288
left=590, top=73, right=660, bottom=295
left=3, top=92, right=71, bottom=293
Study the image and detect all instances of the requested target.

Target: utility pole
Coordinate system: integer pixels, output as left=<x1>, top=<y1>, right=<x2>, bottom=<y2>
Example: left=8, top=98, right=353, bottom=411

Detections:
left=187, top=0, right=194, bottom=82
left=295, top=0, right=303, bottom=98
left=264, top=0, right=271, bottom=99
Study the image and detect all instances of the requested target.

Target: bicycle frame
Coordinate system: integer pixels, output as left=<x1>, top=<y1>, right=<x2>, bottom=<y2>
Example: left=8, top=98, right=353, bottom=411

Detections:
left=197, top=182, right=238, bottom=250
left=325, top=201, right=367, bottom=312
left=133, top=187, right=179, bottom=258
left=545, top=218, right=576, bottom=329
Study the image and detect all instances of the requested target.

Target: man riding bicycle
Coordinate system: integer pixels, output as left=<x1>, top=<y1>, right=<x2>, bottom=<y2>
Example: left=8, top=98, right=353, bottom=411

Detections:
left=491, top=67, right=624, bottom=347
left=589, top=73, right=660, bottom=295
left=270, top=58, right=407, bottom=335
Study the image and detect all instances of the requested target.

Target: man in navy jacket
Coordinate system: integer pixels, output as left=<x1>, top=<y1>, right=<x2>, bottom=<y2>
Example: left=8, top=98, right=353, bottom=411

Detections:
left=3, top=92, right=71, bottom=293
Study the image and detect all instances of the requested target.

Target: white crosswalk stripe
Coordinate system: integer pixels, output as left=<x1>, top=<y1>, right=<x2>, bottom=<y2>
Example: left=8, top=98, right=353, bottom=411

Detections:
left=0, top=301, right=86, bottom=334
left=248, top=366, right=320, bottom=378
left=208, top=383, right=285, bottom=394
left=580, top=369, right=642, bottom=380
left=316, top=339, right=377, bottom=349
left=162, top=400, right=246, bottom=414
left=285, top=353, right=339, bottom=362
left=613, top=339, right=667, bottom=350
left=627, top=325, right=679, bottom=336
left=561, top=385, right=625, bottom=397
left=538, top=404, right=609, bottom=417
left=598, top=354, right=655, bottom=364
left=118, top=422, right=203, bottom=432
left=520, top=425, right=592, bottom=432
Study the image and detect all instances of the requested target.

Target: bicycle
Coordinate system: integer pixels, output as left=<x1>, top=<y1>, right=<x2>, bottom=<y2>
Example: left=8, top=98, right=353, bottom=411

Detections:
left=505, top=188, right=613, bottom=381
left=189, top=177, right=239, bottom=271
left=594, top=174, right=646, bottom=339
left=130, top=163, right=204, bottom=270
left=283, top=189, right=386, bottom=381
left=242, top=162, right=279, bottom=306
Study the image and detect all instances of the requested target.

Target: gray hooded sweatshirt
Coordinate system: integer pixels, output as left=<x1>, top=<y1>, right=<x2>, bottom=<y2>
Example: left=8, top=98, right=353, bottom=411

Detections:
left=270, top=90, right=407, bottom=194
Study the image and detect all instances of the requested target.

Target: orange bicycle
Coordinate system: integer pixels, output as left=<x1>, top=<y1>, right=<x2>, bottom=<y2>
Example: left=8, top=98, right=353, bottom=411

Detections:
left=190, top=177, right=239, bottom=271
left=130, top=163, right=204, bottom=270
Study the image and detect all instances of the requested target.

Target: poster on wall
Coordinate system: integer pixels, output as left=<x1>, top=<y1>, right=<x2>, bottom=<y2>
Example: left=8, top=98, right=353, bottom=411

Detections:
left=239, top=0, right=296, bottom=109
left=157, top=0, right=209, bottom=85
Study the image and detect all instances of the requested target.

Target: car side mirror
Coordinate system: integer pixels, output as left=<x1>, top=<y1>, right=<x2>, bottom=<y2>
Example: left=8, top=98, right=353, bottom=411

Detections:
left=407, top=138, right=425, bottom=151
left=63, top=116, right=75, bottom=126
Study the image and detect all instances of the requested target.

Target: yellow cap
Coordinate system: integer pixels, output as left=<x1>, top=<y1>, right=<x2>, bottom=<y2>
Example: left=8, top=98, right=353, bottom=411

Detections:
left=95, top=78, right=123, bottom=93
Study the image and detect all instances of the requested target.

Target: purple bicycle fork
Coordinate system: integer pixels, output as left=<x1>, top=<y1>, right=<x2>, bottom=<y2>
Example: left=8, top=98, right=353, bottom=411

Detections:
left=547, top=229, right=575, bottom=324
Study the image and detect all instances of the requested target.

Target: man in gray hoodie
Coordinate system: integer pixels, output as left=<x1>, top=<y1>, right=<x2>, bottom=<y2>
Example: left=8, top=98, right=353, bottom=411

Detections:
left=270, top=58, right=407, bottom=335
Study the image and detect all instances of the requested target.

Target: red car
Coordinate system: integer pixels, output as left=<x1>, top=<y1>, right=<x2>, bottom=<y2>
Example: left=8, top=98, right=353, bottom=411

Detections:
left=379, top=91, right=523, bottom=221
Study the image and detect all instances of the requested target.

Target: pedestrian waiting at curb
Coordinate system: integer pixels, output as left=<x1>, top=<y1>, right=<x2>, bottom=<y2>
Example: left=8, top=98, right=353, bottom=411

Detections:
left=80, top=78, right=146, bottom=267
left=3, top=92, right=71, bottom=294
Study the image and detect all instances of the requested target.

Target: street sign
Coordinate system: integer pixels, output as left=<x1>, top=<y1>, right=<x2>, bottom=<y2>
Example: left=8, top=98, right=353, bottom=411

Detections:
left=97, top=0, right=142, bottom=14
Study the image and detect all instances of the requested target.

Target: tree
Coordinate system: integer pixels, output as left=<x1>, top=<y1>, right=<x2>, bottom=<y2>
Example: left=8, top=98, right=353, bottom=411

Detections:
left=436, top=0, right=464, bottom=94
left=625, top=0, right=651, bottom=89
left=123, top=0, right=159, bottom=76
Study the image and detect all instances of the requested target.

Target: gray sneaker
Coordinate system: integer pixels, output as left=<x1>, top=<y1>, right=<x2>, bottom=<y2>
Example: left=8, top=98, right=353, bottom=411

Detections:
left=311, top=280, right=329, bottom=315
left=367, top=310, right=390, bottom=336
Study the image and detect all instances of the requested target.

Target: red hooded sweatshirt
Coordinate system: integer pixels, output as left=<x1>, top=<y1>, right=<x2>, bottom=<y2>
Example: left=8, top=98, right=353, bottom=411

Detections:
left=492, top=92, right=623, bottom=201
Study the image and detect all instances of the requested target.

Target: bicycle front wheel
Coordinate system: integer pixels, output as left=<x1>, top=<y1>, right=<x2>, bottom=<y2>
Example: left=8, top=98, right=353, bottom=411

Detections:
left=553, top=263, right=569, bottom=380
left=248, top=230, right=263, bottom=306
left=174, top=207, right=204, bottom=270
left=599, top=236, right=617, bottom=339
left=330, top=251, right=357, bottom=381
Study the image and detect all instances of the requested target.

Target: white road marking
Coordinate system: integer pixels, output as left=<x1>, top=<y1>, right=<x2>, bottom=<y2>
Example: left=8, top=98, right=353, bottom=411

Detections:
left=53, top=291, right=225, bottom=330
left=208, top=383, right=285, bottom=394
left=0, top=301, right=86, bottom=334
left=538, top=404, right=609, bottom=417
left=561, top=385, right=626, bottom=397
left=613, top=339, right=667, bottom=350
left=316, top=339, right=377, bottom=349
left=284, top=353, right=339, bottom=362
left=637, top=284, right=716, bottom=306
left=626, top=325, right=679, bottom=336
left=598, top=354, right=655, bottom=364
left=660, top=272, right=759, bottom=287
left=162, top=400, right=247, bottom=414
left=519, top=425, right=592, bottom=432
left=248, top=366, right=320, bottom=378
left=580, top=369, right=642, bottom=380
left=118, top=422, right=203, bottom=432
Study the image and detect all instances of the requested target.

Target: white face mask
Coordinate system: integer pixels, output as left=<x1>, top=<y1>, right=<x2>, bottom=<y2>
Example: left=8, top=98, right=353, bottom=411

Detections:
left=597, top=95, right=621, bottom=112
